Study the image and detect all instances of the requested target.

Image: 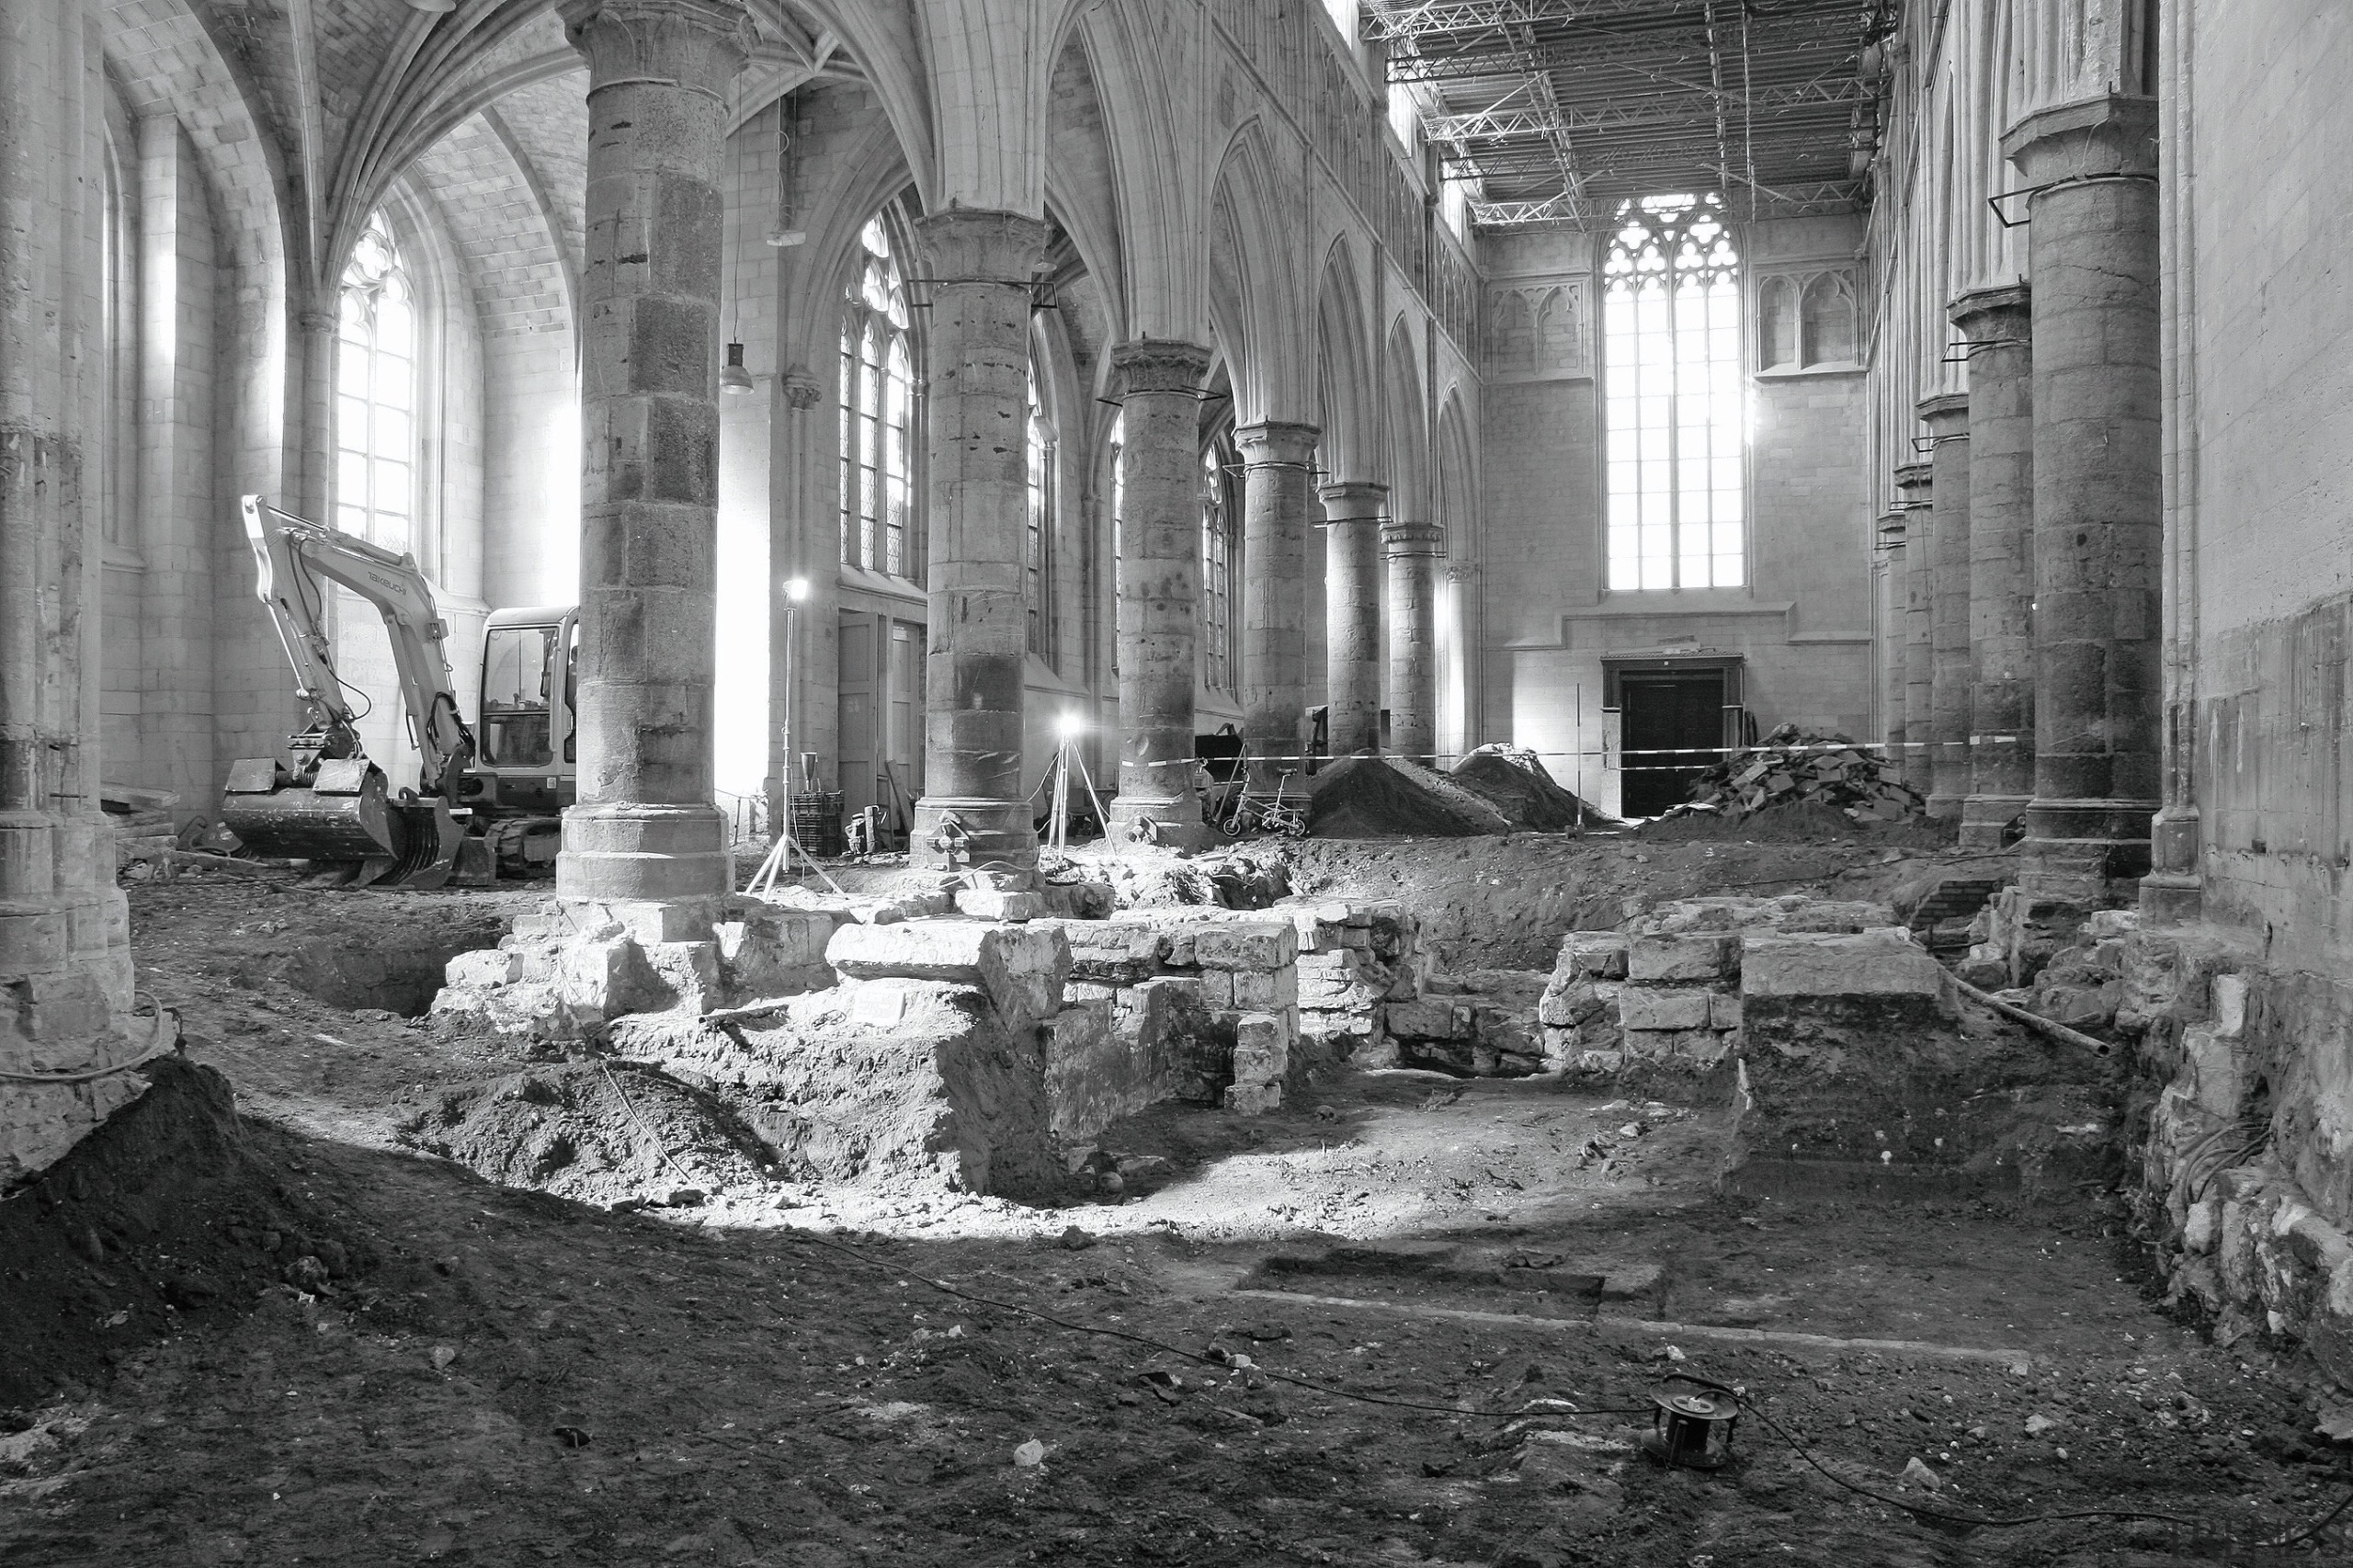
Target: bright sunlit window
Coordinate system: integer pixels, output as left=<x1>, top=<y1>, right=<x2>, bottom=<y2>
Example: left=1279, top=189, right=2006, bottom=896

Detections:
left=840, top=212, right=913, bottom=576
left=336, top=211, right=415, bottom=551
left=1199, top=434, right=1237, bottom=694
left=1025, top=368, right=1053, bottom=662
left=1602, top=193, right=1746, bottom=590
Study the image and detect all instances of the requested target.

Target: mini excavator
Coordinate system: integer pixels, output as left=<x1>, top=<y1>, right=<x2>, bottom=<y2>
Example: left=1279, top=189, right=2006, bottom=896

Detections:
left=219, top=494, right=577, bottom=886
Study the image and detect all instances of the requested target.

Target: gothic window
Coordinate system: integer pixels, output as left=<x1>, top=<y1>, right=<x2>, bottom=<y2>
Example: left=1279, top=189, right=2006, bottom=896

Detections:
left=1199, top=433, right=1238, bottom=694
left=1025, top=368, right=1054, bottom=662
left=839, top=212, right=914, bottom=576
left=100, top=140, right=134, bottom=551
left=1602, top=193, right=1745, bottom=591
left=336, top=211, right=416, bottom=551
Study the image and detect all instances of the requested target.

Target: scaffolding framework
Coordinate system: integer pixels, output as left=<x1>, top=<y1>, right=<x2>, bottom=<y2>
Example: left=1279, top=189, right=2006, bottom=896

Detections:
left=1364, top=0, right=1879, bottom=230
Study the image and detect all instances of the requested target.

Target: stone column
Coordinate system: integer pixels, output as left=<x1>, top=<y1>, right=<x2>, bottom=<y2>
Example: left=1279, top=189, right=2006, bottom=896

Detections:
left=1383, top=519, right=1443, bottom=764
left=1235, top=420, right=1317, bottom=794
left=1951, top=285, right=2035, bottom=847
left=909, top=210, right=1051, bottom=868
left=1320, top=481, right=1386, bottom=756
left=0, top=0, right=153, bottom=1186
left=1103, top=339, right=1212, bottom=846
left=1918, top=394, right=1972, bottom=819
left=2002, top=96, right=2162, bottom=892
left=555, top=0, right=745, bottom=936
left=1878, top=511, right=1907, bottom=777
left=1894, top=463, right=1935, bottom=793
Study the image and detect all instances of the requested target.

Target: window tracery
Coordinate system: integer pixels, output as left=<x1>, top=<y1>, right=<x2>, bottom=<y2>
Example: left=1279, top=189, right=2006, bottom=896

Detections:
left=336, top=211, right=416, bottom=551
left=839, top=212, right=914, bottom=577
left=1602, top=193, right=1745, bottom=590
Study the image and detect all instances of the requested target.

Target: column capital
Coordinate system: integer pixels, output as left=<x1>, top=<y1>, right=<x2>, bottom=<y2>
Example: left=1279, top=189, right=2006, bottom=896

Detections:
left=564, top=0, right=750, bottom=93
left=1381, top=519, right=1444, bottom=557
left=1893, top=461, right=1932, bottom=496
left=1915, top=392, right=1970, bottom=432
left=1877, top=509, right=1908, bottom=546
left=1233, top=420, right=1320, bottom=464
left=913, top=208, right=1049, bottom=286
left=1111, top=338, right=1212, bottom=396
left=1949, top=282, right=2030, bottom=333
left=1317, top=480, right=1388, bottom=516
left=2001, top=93, right=2158, bottom=183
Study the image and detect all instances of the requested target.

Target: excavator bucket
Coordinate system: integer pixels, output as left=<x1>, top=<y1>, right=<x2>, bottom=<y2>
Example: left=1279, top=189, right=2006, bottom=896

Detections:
left=219, top=756, right=462, bottom=889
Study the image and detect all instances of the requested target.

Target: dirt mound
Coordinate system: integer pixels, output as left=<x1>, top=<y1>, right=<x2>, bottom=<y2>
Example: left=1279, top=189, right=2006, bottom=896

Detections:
left=1307, top=756, right=1512, bottom=838
left=1449, top=745, right=1619, bottom=832
left=0, top=1057, right=376, bottom=1407
left=1640, top=799, right=1955, bottom=846
left=394, top=1061, right=770, bottom=1207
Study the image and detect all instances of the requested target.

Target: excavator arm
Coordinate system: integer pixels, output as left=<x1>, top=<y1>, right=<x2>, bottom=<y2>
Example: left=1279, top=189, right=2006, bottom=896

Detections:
left=221, top=495, right=475, bottom=886
left=240, top=494, right=476, bottom=796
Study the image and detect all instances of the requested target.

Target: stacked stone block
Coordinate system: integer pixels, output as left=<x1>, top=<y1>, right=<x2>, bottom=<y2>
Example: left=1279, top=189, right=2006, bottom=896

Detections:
left=1539, top=896, right=1928, bottom=1072
left=1053, top=909, right=1302, bottom=1115
left=1286, top=901, right=1429, bottom=1065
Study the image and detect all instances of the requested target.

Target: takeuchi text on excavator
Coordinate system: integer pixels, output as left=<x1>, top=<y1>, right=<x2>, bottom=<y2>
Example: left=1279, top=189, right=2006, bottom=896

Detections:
left=220, top=494, right=576, bottom=886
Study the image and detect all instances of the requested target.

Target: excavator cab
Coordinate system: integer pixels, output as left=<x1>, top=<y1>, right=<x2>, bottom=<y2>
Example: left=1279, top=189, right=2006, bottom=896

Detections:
left=453, top=608, right=579, bottom=871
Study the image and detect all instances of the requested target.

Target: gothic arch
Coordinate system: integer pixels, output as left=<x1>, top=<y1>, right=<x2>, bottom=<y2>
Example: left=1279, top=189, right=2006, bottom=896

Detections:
left=1315, top=238, right=1374, bottom=483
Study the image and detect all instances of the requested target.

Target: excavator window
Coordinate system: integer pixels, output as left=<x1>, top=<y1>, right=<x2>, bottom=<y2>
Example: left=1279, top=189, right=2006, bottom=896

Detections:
left=480, top=624, right=560, bottom=767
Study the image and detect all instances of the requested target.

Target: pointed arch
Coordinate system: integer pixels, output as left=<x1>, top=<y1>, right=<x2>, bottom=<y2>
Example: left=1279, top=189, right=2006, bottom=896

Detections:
left=1383, top=312, right=1427, bottom=512
left=1314, top=238, right=1374, bottom=483
left=1205, top=119, right=1300, bottom=426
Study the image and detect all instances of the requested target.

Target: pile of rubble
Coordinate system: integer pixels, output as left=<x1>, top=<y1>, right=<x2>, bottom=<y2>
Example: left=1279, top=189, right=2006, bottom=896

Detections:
left=1656, top=724, right=1921, bottom=824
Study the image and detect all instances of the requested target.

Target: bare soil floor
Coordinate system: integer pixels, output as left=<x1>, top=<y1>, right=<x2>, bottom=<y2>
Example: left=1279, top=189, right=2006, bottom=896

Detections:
left=4, top=838, right=2348, bottom=1566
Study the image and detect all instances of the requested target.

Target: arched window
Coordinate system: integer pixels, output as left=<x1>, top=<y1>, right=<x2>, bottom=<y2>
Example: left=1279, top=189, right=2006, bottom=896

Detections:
left=1025, top=368, right=1054, bottom=661
left=1602, top=193, right=1745, bottom=590
left=1199, top=432, right=1238, bottom=694
left=336, top=211, right=416, bottom=551
left=840, top=212, right=914, bottom=576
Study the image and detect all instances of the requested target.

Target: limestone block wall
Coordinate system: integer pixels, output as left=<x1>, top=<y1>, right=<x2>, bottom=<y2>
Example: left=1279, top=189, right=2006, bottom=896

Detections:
left=1537, top=896, right=1925, bottom=1072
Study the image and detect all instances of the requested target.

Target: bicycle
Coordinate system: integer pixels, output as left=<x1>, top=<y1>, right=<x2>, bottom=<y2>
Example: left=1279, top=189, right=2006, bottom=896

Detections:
left=1223, top=768, right=1309, bottom=839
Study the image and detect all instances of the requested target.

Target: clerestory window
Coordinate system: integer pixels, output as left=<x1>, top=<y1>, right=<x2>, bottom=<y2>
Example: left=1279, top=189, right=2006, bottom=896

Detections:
left=1026, top=368, right=1054, bottom=662
left=840, top=212, right=914, bottom=577
left=1199, top=433, right=1238, bottom=695
left=336, top=211, right=416, bottom=551
left=1602, top=193, right=1745, bottom=590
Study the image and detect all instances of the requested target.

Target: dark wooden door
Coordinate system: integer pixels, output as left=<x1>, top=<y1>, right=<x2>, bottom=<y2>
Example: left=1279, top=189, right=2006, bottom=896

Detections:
left=1620, top=672, right=1724, bottom=817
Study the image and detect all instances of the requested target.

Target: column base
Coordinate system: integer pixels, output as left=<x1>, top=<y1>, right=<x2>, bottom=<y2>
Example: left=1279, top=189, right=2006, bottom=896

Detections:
left=1103, top=797, right=1216, bottom=852
left=912, top=797, right=1040, bottom=871
left=556, top=801, right=731, bottom=940
left=2018, top=796, right=2158, bottom=899
left=1958, top=793, right=2030, bottom=848
left=1925, top=791, right=1965, bottom=822
left=2138, top=872, right=2204, bottom=928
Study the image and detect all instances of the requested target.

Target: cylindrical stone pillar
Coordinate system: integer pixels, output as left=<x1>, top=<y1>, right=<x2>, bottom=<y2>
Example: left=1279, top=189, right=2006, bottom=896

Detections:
left=1320, top=482, right=1386, bottom=757
left=1103, top=340, right=1212, bottom=846
left=1235, top=420, right=1318, bottom=794
left=909, top=210, right=1051, bottom=869
left=0, top=0, right=148, bottom=1182
left=1383, top=520, right=1443, bottom=764
left=1951, top=285, right=2035, bottom=847
left=556, top=0, right=745, bottom=931
left=1894, top=462, right=1935, bottom=794
left=2003, top=96, right=2162, bottom=890
left=1918, top=393, right=1972, bottom=820
left=1878, top=511, right=1907, bottom=777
